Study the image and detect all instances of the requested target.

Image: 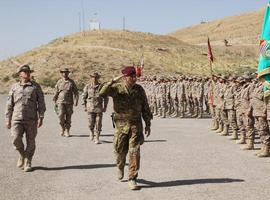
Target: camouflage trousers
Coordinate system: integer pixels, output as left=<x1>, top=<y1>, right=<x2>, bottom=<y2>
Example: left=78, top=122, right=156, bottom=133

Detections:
left=242, top=115, right=254, bottom=140
left=58, top=103, right=73, bottom=129
left=222, top=109, right=237, bottom=130
left=113, top=120, right=144, bottom=180
left=11, top=120, right=38, bottom=161
left=252, top=117, right=270, bottom=144
left=88, top=112, right=103, bottom=133
left=247, top=116, right=270, bottom=144
left=178, top=97, right=185, bottom=116
left=194, top=97, right=203, bottom=117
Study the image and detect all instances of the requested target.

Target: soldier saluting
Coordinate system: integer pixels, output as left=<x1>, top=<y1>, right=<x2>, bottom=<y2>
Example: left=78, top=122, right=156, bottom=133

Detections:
left=53, top=68, right=79, bottom=137
left=5, top=65, right=46, bottom=172
left=99, top=66, right=152, bottom=190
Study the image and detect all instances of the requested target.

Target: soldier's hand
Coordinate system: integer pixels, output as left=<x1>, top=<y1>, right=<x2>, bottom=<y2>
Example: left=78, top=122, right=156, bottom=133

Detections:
left=145, top=126, right=151, bottom=137
left=109, top=75, right=125, bottom=85
left=102, top=107, right=107, bottom=112
left=5, top=121, right=11, bottom=129
left=74, top=102, right=78, bottom=107
left=37, top=118, right=43, bottom=128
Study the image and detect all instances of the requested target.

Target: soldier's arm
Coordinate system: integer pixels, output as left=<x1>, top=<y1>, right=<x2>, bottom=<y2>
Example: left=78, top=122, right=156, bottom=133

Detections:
left=36, top=84, right=46, bottom=119
left=53, top=81, right=60, bottom=103
left=72, top=80, right=79, bottom=106
left=141, top=87, right=153, bottom=127
left=99, top=82, right=116, bottom=97
left=5, top=86, right=15, bottom=125
left=81, top=85, right=88, bottom=106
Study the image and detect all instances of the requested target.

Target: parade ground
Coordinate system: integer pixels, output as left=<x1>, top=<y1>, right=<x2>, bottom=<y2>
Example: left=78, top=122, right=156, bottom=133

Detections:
left=1, top=95, right=270, bottom=200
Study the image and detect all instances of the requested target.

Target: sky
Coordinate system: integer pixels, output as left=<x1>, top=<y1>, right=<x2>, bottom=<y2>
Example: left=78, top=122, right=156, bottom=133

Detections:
left=0, top=0, right=267, bottom=61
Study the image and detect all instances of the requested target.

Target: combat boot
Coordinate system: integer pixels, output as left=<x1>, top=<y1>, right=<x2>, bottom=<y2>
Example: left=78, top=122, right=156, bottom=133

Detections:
left=60, top=127, right=65, bottom=136
left=23, top=158, right=32, bottom=172
left=16, top=149, right=25, bottom=169
left=65, top=128, right=70, bottom=137
left=236, top=133, right=246, bottom=144
left=241, top=139, right=254, bottom=150
left=128, top=179, right=139, bottom=190
left=219, top=125, right=229, bottom=136
left=215, top=123, right=223, bottom=133
left=257, top=144, right=270, bottom=157
left=90, top=130, right=95, bottom=141
left=117, top=168, right=124, bottom=181
left=94, top=132, right=101, bottom=144
left=210, top=120, right=218, bottom=131
left=229, top=130, right=238, bottom=140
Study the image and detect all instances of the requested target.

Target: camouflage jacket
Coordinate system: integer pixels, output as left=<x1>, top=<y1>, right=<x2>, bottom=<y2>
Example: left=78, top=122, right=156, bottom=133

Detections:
left=250, top=83, right=266, bottom=117
left=224, top=83, right=236, bottom=110
left=5, top=81, right=46, bottom=122
left=99, top=82, right=152, bottom=134
left=82, top=83, right=109, bottom=113
left=53, top=78, right=79, bottom=105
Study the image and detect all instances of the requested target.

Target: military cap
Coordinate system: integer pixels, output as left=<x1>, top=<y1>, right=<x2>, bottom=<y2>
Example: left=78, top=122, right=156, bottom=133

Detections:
left=18, top=65, right=34, bottom=73
left=242, top=74, right=251, bottom=80
left=121, top=66, right=136, bottom=77
left=60, top=68, right=71, bottom=73
left=219, top=75, right=227, bottom=80
left=90, top=72, right=101, bottom=78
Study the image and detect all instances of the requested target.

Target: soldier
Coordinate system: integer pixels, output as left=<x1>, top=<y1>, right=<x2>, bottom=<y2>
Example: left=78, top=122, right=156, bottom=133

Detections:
left=251, top=78, right=270, bottom=157
left=220, top=75, right=238, bottom=137
left=5, top=65, right=46, bottom=172
left=82, top=72, right=109, bottom=144
left=238, top=74, right=254, bottom=150
left=53, top=68, right=79, bottom=137
left=99, top=66, right=152, bottom=190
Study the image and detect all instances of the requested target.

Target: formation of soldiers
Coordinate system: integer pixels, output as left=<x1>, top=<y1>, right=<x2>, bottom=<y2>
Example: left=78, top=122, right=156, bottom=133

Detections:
left=139, top=73, right=270, bottom=158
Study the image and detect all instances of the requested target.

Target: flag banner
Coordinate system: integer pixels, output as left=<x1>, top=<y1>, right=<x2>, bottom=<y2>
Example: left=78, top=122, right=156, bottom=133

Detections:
left=258, top=0, right=270, bottom=97
left=207, top=37, right=214, bottom=62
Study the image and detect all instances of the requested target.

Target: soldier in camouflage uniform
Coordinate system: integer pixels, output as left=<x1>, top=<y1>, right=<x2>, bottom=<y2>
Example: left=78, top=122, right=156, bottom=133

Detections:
left=53, top=68, right=79, bottom=137
left=177, top=76, right=186, bottom=118
left=238, top=74, right=254, bottom=150
left=82, top=72, right=109, bottom=144
left=250, top=78, right=270, bottom=157
left=221, top=75, right=238, bottom=138
left=99, top=66, right=152, bottom=190
left=5, top=65, right=46, bottom=172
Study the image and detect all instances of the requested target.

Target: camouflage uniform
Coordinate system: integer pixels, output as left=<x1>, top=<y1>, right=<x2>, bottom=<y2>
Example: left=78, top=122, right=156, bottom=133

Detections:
left=5, top=78, right=46, bottom=170
left=99, top=81, right=152, bottom=181
left=221, top=81, right=238, bottom=137
left=82, top=82, right=109, bottom=141
left=251, top=82, right=270, bottom=156
left=53, top=77, right=79, bottom=133
left=238, top=78, right=254, bottom=149
left=177, top=78, right=186, bottom=117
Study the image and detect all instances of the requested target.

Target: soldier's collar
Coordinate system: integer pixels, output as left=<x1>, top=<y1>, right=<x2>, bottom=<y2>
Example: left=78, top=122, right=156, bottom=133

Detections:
left=20, top=80, right=32, bottom=86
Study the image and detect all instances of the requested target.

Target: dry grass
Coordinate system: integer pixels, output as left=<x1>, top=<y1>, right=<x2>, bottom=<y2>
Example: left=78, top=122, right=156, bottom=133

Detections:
left=169, top=9, right=264, bottom=46
left=0, top=28, right=259, bottom=92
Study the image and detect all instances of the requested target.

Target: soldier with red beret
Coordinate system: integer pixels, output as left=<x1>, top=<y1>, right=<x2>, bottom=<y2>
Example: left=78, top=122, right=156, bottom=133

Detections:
left=99, top=66, right=153, bottom=190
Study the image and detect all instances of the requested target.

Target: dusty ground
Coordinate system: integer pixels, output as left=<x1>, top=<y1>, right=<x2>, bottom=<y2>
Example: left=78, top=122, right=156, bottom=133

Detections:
left=1, top=95, right=270, bottom=200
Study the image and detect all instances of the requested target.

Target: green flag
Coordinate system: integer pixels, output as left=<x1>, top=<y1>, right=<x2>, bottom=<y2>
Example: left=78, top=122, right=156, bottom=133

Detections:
left=258, top=1, right=270, bottom=97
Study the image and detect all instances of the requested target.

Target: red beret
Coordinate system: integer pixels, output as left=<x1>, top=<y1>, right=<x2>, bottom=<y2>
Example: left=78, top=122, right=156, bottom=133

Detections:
left=121, top=66, right=136, bottom=77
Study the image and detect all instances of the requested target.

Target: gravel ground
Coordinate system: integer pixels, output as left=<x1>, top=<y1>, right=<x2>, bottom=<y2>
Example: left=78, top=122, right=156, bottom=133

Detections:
left=1, top=95, right=270, bottom=200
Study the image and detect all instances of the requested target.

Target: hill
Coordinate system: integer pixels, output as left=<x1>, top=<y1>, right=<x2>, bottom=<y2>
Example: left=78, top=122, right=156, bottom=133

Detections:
left=0, top=29, right=259, bottom=92
left=169, top=9, right=264, bottom=46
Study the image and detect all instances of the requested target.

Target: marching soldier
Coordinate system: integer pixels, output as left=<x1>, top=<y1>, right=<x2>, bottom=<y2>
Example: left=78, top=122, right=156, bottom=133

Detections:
left=99, top=66, right=152, bottom=190
left=53, top=68, right=79, bottom=137
left=82, top=72, right=109, bottom=144
left=5, top=65, right=46, bottom=172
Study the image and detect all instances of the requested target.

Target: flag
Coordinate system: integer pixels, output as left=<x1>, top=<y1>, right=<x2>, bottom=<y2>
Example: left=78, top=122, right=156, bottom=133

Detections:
left=258, top=1, right=270, bottom=98
left=136, top=55, right=144, bottom=77
left=207, top=37, right=214, bottom=62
